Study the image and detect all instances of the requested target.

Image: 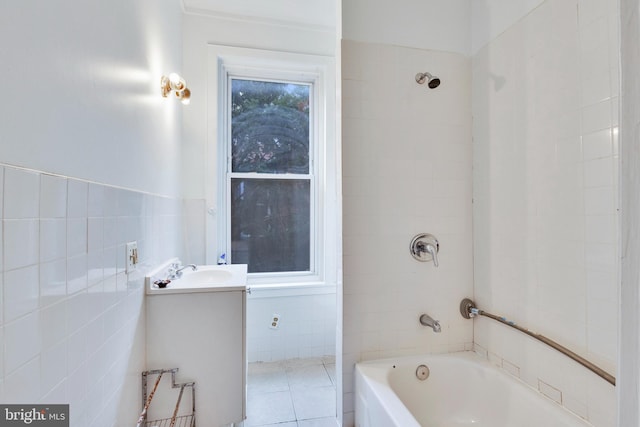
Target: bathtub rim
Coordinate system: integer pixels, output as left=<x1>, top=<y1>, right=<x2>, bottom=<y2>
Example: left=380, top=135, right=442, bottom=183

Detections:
left=355, top=350, right=593, bottom=427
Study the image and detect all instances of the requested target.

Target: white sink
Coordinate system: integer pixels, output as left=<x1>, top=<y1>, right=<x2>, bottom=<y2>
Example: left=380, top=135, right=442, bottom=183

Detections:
left=179, top=268, right=234, bottom=286
left=145, top=261, right=248, bottom=294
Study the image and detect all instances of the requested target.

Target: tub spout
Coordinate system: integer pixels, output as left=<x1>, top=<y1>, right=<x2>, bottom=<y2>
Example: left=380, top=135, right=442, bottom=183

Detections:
left=420, top=314, right=442, bottom=333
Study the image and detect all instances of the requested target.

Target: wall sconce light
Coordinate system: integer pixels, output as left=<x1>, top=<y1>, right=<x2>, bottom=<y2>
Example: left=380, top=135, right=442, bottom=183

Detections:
left=161, top=73, right=191, bottom=105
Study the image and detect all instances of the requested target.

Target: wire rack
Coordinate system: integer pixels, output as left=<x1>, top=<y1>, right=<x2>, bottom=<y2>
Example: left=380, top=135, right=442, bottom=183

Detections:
left=136, top=368, right=196, bottom=427
left=142, top=414, right=194, bottom=427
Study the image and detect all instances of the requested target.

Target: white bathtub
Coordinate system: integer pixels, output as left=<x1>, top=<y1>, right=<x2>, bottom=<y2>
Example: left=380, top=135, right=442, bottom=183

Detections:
left=355, top=351, right=591, bottom=427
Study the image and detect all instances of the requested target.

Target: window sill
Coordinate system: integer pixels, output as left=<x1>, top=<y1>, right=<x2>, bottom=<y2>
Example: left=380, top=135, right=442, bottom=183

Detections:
left=247, top=282, right=336, bottom=298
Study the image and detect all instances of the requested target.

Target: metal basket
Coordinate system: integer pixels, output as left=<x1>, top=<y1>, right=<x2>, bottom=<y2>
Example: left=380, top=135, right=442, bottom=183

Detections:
left=136, top=368, right=196, bottom=427
left=142, top=414, right=194, bottom=427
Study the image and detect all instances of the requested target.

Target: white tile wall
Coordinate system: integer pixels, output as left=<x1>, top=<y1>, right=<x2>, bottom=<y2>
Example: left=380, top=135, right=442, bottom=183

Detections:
left=619, top=0, right=640, bottom=424
left=4, top=266, right=39, bottom=323
left=40, top=175, right=67, bottom=219
left=472, top=0, right=618, bottom=425
left=247, top=292, right=337, bottom=362
left=4, top=220, right=39, bottom=271
left=0, top=164, right=183, bottom=427
left=4, top=168, right=39, bottom=219
left=341, top=40, right=473, bottom=424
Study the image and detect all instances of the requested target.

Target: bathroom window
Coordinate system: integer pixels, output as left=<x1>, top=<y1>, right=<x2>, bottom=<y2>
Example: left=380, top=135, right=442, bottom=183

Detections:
left=207, top=45, right=336, bottom=287
left=227, top=79, right=313, bottom=274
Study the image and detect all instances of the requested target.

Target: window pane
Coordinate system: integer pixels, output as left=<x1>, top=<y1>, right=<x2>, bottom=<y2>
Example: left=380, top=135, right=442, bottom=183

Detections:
left=231, top=79, right=310, bottom=174
left=231, top=178, right=310, bottom=273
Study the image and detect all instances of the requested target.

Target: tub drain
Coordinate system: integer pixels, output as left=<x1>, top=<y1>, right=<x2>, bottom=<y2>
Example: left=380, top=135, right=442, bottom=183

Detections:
left=416, top=364, right=430, bottom=380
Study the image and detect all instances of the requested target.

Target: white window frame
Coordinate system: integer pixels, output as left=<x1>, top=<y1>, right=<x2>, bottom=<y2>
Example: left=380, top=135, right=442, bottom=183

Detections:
left=225, top=75, right=316, bottom=278
left=206, top=45, right=336, bottom=289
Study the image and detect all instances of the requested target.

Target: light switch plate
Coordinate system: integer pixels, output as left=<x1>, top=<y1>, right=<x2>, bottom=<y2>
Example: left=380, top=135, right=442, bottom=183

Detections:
left=126, top=241, right=138, bottom=274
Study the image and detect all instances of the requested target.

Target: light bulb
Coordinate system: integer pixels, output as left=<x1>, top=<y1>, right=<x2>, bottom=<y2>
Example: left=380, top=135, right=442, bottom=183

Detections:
left=169, top=73, right=185, bottom=91
left=180, top=88, right=191, bottom=105
left=169, top=73, right=181, bottom=85
left=160, top=73, right=190, bottom=104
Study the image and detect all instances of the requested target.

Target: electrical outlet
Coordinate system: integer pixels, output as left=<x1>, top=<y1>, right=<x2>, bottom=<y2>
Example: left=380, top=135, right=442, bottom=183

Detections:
left=270, top=314, right=281, bottom=329
left=126, top=241, right=138, bottom=274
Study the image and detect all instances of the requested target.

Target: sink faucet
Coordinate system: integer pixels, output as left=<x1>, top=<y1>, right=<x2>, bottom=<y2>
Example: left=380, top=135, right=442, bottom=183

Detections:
left=167, top=263, right=197, bottom=280
left=420, top=313, right=442, bottom=333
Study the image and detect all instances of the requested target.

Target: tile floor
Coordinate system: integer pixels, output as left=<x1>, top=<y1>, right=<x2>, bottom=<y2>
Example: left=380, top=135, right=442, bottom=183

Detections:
left=242, top=356, right=337, bottom=427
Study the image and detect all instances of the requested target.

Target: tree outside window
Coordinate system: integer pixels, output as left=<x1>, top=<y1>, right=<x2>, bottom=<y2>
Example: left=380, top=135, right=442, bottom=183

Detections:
left=229, top=79, right=312, bottom=273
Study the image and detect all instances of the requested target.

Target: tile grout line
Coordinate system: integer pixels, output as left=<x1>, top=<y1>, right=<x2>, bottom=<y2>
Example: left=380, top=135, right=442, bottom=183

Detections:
left=247, top=357, right=337, bottom=426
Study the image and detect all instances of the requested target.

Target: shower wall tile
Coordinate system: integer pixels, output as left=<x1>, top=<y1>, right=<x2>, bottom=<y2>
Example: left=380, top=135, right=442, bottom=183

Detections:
left=578, top=0, right=608, bottom=25
left=0, top=167, right=3, bottom=218
left=584, top=158, right=614, bottom=188
left=582, top=129, right=613, bottom=159
left=341, top=39, right=473, bottom=424
left=472, top=0, right=618, bottom=425
left=0, top=163, right=183, bottom=423
left=582, top=98, right=614, bottom=133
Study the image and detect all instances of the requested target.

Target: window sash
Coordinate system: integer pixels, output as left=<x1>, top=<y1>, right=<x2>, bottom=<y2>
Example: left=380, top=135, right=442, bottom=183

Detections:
left=229, top=78, right=312, bottom=175
left=224, top=75, right=318, bottom=279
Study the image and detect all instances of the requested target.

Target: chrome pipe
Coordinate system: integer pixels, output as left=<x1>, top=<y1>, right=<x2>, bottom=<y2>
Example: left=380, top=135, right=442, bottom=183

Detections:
left=459, top=298, right=616, bottom=386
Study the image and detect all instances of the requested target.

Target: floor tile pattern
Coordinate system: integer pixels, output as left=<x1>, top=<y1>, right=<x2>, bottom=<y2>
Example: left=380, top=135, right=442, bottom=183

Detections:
left=242, top=357, right=337, bottom=427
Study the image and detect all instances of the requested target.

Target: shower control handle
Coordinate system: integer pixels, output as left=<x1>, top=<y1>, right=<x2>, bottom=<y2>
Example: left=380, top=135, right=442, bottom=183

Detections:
left=410, top=233, right=440, bottom=266
left=420, top=242, right=439, bottom=267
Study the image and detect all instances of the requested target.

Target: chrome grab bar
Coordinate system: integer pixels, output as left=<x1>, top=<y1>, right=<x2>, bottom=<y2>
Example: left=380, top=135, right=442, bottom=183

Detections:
left=459, top=298, right=616, bottom=386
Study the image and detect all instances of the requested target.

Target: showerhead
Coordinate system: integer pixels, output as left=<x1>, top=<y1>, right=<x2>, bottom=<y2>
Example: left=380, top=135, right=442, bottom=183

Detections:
left=415, top=72, right=441, bottom=89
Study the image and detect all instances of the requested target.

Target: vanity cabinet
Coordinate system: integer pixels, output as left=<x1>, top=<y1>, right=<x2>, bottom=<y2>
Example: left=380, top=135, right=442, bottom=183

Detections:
left=146, top=287, right=246, bottom=426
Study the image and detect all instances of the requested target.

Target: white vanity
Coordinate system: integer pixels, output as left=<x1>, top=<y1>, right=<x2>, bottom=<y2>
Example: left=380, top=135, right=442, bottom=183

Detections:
left=145, top=260, right=248, bottom=426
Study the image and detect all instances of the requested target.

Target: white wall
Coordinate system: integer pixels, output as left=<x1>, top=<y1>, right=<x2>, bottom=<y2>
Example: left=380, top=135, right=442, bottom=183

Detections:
left=342, top=0, right=546, bottom=57
left=182, top=0, right=337, bottom=28
left=0, top=1, right=184, bottom=426
left=341, top=40, right=473, bottom=426
left=0, top=0, right=183, bottom=197
left=247, top=290, right=337, bottom=362
left=342, top=0, right=471, bottom=56
left=619, top=0, right=640, bottom=425
left=470, top=0, right=544, bottom=54
left=472, top=0, right=619, bottom=425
